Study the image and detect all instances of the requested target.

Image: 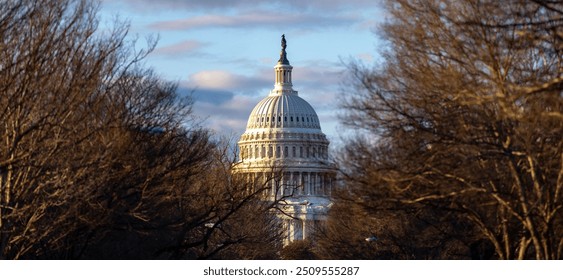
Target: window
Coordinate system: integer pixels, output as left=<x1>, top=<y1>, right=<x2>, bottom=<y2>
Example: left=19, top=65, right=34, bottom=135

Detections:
left=276, top=146, right=280, bottom=158
left=290, top=116, right=293, bottom=122
left=300, top=147, right=303, bottom=157
left=292, top=146, right=296, bottom=157
left=284, top=146, right=288, bottom=157
left=306, top=147, right=310, bottom=158
left=313, top=147, right=316, bottom=157
left=284, top=116, right=287, bottom=122
left=268, top=146, right=273, bottom=157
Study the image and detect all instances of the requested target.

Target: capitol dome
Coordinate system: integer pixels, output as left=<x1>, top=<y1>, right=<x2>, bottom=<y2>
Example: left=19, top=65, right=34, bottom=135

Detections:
left=245, top=94, right=321, bottom=131
left=233, top=35, right=334, bottom=245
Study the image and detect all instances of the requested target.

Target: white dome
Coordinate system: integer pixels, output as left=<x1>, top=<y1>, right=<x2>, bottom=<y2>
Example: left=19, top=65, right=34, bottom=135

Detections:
left=246, top=94, right=321, bottom=131
left=236, top=35, right=329, bottom=160
left=232, top=35, right=335, bottom=246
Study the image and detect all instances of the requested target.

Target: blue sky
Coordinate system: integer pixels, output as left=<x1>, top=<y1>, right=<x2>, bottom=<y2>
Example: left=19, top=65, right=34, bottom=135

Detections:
left=99, top=0, right=385, bottom=142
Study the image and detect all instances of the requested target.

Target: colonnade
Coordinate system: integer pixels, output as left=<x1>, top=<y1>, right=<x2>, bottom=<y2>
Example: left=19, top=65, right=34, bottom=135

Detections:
left=240, top=144, right=328, bottom=160
left=283, top=218, right=326, bottom=244
left=238, top=171, right=334, bottom=198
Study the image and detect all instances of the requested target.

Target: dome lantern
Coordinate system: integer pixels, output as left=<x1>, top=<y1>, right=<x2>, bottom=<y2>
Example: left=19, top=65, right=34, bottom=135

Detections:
left=272, top=34, right=296, bottom=95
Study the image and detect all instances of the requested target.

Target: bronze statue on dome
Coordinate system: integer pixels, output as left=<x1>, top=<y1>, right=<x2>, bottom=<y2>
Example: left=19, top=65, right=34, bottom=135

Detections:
left=279, top=34, right=289, bottom=64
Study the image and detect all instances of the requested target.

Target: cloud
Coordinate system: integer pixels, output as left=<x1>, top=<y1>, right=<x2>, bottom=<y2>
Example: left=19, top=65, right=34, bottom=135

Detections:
left=177, top=86, right=234, bottom=106
left=179, top=69, right=271, bottom=134
left=192, top=94, right=262, bottom=136
left=186, top=70, right=271, bottom=94
left=110, top=0, right=381, bottom=13
left=149, top=10, right=356, bottom=31
left=153, top=40, right=209, bottom=56
left=178, top=78, right=260, bottom=135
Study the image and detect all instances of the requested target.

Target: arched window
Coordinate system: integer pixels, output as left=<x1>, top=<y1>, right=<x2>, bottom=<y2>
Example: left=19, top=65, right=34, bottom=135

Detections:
left=276, top=146, right=280, bottom=158
left=300, top=146, right=303, bottom=157
left=284, top=146, right=288, bottom=157
left=292, top=146, right=296, bottom=157
left=313, top=147, right=316, bottom=158
left=268, top=146, right=273, bottom=157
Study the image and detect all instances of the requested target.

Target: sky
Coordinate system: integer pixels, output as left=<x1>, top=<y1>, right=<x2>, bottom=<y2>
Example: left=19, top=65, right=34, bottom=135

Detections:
left=98, top=0, right=386, bottom=143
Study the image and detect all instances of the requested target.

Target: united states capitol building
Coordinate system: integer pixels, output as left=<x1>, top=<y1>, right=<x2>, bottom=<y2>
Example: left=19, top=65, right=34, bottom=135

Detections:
left=233, top=35, right=335, bottom=245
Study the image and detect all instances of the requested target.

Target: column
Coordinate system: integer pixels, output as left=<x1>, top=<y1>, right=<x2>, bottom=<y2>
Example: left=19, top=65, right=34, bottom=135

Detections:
left=319, top=173, right=324, bottom=195
left=307, top=173, right=311, bottom=195
left=280, top=172, right=284, bottom=197
left=272, top=172, right=276, bottom=199
left=290, top=172, right=295, bottom=195
left=252, top=173, right=256, bottom=193
left=317, top=173, right=322, bottom=195
left=298, top=172, right=303, bottom=195
left=310, top=173, right=315, bottom=195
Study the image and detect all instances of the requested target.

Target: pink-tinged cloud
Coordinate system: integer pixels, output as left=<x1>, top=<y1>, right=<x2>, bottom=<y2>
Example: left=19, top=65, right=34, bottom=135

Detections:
left=153, top=40, right=208, bottom=56
left=187, top=70, right=271, bottom=92
left=189, top=70, right=240, bottom=89
left=149, top=11, right=356, bottom=31
left=112, top=0, right=381, bottom=13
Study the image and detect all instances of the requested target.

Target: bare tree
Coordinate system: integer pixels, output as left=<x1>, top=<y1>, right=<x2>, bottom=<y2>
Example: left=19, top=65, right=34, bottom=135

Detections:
left=0, top=0, right=284, bottom=259
left=0, top=0, right=135, bottom=258
left=335, top=0, right=562, bottom=259
left=153, top=139, right=285, bottom=260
